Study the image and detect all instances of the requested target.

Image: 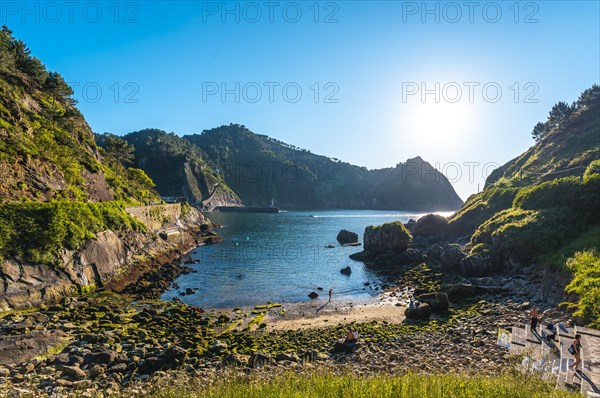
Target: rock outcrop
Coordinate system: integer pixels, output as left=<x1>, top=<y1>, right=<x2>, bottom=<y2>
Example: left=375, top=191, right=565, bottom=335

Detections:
left=337, top=230, right=358, bottom=245
left=364, top=222, right=412, bottom=254
left=412, top=214, right=449, bottom=242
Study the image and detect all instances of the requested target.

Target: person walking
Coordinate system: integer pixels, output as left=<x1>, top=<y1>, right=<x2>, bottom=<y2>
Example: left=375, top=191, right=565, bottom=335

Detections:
left=569, top=334, right=583, bottom=371
left=328, top=288, right=333, bottom=303
left=529, top=306, right=541, bottom=333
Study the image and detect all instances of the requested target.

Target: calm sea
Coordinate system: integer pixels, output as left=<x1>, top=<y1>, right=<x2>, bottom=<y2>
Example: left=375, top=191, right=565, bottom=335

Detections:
left=161, top=210, right=451, bottom=308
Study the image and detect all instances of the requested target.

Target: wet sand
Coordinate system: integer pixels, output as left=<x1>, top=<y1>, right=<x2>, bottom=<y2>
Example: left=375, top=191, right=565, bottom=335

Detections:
left=265, top=291, right=406, bottom=330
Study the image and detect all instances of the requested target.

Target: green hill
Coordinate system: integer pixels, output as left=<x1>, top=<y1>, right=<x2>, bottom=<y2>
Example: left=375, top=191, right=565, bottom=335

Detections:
left=183, top=124, right=463, bottom=211
left=0, top=27, right=167, bottom=290
left=97, top=129, right=241, bottom=208
left=0, top=26, right=156, bottom=204
left=447, top=84, right=600, bottom=326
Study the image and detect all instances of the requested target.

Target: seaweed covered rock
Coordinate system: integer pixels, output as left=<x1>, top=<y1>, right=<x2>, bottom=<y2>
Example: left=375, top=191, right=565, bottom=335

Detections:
left=364, top=222, right=412, bottom=255
left=413, top=214, right=449, bottom=242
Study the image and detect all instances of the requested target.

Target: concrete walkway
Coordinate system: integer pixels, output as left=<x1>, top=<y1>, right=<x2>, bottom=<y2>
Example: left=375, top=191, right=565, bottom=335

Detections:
left=509, top=323, right=600, bottom=396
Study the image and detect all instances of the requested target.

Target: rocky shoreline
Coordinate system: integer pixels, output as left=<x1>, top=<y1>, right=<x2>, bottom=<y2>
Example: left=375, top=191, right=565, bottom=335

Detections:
left=0, top=262, right=574, bottom=396
left=0, top=218, right=579, bottom=397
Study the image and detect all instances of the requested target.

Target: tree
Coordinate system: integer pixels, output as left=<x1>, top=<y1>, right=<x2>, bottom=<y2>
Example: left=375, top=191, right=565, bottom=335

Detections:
left=105, top=136, right=135, bottom=177
left=547, top=101, right=573, bottom=130
left=531, top=122, right=548, bottom=142
left=0, top=26, right=15, bottom=73
left=575, top=84, right=600, bottom=113
left=44, top=72, right=75, bottom=104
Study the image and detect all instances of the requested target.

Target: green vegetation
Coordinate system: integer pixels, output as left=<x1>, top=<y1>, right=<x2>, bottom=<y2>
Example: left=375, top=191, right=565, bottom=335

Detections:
left=448, top=187, right=519, bottom=238
left=144, top=371, right=578, bottom=398
left=445, top=85, right=600, bottom=326
left=565, top=249, right=600, bottom=328
left=97, top=129, right=238, bottom=206
left=0, top=28, right=158, bottom=204
left=540, top=226, right=600, bottom=269
left=0, top=201, right=144, bottom=266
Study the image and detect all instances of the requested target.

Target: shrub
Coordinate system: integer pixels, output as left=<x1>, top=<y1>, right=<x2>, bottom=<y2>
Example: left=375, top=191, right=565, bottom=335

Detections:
left=513, top=176, right=600, bottom=221
left=565, top=249, right=600, bottom=328
left=583, top=159, right=600, bottom=183
left=0, top=201, right=145, bottom=267
left=471, top=208, right=579, bottom=263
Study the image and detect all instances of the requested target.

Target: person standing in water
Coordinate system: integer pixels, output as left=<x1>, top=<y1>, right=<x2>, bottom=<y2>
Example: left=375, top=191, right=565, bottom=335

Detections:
left=329, top=288, right=333, bottom=303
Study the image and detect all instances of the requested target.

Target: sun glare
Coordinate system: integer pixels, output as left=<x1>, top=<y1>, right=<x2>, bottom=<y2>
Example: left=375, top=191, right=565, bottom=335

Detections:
left=400, top=100, right=475, bottom=148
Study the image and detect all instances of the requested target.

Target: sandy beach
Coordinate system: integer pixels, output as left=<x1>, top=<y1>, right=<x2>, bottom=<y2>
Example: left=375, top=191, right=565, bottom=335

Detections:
left=265, top=291, right=406, bottom=330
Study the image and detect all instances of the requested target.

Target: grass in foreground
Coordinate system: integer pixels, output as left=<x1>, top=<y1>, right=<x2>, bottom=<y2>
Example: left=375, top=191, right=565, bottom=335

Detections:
left=143, top=371, right=580, bottom=398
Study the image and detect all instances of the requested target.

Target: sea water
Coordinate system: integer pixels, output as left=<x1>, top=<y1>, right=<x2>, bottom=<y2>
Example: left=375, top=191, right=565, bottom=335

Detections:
left=161, top=210, right=451, bottom=308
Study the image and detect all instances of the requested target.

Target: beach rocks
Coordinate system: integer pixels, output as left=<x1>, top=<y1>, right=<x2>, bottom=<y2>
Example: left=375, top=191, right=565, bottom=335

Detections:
left=440, top=245, right=466, bottom=269
left=337, top=230, right=358, bottom=245
left=0, top=330, right=68, bottom=366
left=60, top=365, right=86, bottom=381
left=84, top=350, right=118, bottom=366
left=405, top=303, right=432, bottom=319
left=443, top=283, right=481, bottom=299
left=340, top=266, right=352, bottom=275
left=308, top=292, right=319, bottom=299
left=417, top=292, right=449, bottom=313
left=459, top=255, right=497, bottom=277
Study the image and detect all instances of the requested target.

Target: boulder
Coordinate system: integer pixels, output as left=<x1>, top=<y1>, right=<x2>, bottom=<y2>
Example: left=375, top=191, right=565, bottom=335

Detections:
left=405, top=303, right=432, bottom=319
left=417, top=292, right=449, bottom=313
left=248, top=352, right=274, bottom=368
left=443, top=283, right=481, bottom=299
left=0, top=330, right=68, bottom=366
left=337, top=230, right=358, bottom=245
left=440, top=245, right=466, bottom=269
left=340, top=266, right=352, bottom=275
left=275, top=352, right=300, bottom=362
left=417, top=303, right=432, bottom=319
left=308, top=292, right=319, bottom=299
left=412, top=214, right=449, bottom=241
left=332, top=341, right=358, bottom=353
left=60, top=365, right=86, bottom=381
left=364, top=222, right=412, bottom=254
left=404, top=219, right=416, bottom=232
left=425, top=243, right=443, bottom=261
left=84, top=350, right=118, bottom=366
left=160, top=346, right=188, bottom=369
left=223, top=353, right=249, bottom=366
left=459, top=255, right=497, bottom=277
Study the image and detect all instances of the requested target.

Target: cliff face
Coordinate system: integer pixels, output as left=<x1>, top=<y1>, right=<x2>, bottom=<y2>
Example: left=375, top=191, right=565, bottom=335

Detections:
left=0, top=205, right=210, bottom=310
left=99, top=129, right=242, bottom=210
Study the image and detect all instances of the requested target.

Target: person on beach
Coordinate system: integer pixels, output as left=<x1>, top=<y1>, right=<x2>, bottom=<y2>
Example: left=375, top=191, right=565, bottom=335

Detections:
left=529, top=306, right=541, bottom=332
left=344, top=329, right=359, bottom=345
left=328, top=288, right=332, bottom=303
left=569, top=334, right=583, bottom=371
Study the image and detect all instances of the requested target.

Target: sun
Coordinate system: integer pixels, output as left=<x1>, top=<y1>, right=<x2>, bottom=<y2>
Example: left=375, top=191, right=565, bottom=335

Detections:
left=400, top=100, right=475, bottom=148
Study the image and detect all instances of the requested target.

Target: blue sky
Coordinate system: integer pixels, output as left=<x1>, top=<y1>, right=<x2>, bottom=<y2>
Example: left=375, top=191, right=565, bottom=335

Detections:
left=4, top=1, right=600, bottom=199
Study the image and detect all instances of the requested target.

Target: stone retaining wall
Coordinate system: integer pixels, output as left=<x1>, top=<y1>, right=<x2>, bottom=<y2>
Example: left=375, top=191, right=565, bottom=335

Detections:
left=125, top=204, right=181, bottom=232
